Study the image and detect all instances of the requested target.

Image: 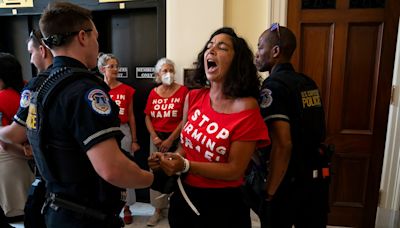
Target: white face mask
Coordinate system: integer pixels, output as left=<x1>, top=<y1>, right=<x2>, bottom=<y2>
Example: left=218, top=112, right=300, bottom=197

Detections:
left=161, top=72, right=174, bottom=85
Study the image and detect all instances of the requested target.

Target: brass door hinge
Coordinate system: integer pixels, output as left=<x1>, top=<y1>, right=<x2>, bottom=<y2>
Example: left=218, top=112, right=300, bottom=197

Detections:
left=391, top=85, right=396, bottom=105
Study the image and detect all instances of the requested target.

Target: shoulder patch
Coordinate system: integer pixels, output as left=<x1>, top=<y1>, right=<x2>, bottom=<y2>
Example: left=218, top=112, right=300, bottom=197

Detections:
left=86, top=89, right=111, bottom=115
left=260, top=88, right=273, bottom=108
left=20, top=90, right=32, bottom=108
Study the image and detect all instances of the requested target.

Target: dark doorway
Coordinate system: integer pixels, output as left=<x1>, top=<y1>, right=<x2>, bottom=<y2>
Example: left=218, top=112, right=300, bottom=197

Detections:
left=93, top=7, right=165, bottom=202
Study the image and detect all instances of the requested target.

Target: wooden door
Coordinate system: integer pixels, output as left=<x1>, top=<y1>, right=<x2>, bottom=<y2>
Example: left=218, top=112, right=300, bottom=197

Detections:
left=288, top=0, right=399, bottom=227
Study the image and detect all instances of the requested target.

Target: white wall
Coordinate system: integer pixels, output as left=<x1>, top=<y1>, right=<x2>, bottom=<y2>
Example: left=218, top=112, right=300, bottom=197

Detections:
left=166, top=0, right=224, bottom=84
left=224, top=0, right=268, bottom=52
left=166, top=0, right=281, bottom=83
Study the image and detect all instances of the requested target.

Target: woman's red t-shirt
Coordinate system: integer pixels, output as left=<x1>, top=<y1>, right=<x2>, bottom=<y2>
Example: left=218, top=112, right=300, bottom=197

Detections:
left=0, top=88, right=20, bottom=126
left=109, top=83, right=135, bottom=124
left=144, top=85, right=189, bottom=132
left=182, top=88, right=270, bottom=188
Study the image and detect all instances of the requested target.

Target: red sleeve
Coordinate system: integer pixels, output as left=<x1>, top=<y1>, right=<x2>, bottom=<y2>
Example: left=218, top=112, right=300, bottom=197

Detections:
left=231, top=109, right=270, bottom=148
left=188, top=89, right=206, bottom=108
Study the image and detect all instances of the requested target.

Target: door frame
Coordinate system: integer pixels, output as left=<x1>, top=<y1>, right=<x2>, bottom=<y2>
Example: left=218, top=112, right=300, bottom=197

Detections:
left=377, top=18, right=400, bottom=225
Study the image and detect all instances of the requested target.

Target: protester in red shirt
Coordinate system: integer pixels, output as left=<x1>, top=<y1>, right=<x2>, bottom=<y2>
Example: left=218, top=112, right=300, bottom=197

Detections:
left=144, top=57, right=188, bottom=226
left=98, top=53, right=139, bottom=225
left=0, top=53, right=34, bottom=224
left=148, top=28, right=270, bottom=228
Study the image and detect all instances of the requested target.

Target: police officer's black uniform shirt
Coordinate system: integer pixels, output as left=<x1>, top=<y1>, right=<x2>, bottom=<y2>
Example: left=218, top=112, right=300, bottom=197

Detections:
left=38, top=56, right=123, bottom=198
left=260, top=62, right=325, bottom=180
left=260, top=63, right=295, bottom=124
left=47, top=56, right=122, bottom=151
left=14, top=66, right=52, bottom=127
left=260, top=63, right=301, bottom=182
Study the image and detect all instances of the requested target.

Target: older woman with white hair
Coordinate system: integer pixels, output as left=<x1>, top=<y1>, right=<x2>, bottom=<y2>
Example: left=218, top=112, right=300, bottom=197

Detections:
left=144, top=57, right=188, bottom=226
left=97, top=53, right=140, bottom=225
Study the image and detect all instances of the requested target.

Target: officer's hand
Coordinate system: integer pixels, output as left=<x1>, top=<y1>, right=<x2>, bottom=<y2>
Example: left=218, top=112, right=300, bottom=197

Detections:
left=148, top=152, right=163, bottom=171
left=160, top=153, right=184, bottom=176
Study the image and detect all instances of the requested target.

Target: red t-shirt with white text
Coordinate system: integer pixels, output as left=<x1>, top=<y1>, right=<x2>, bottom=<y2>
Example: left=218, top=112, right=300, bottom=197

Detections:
left=0, top=88, right=20, bottom=126
left=109, top=83, right=135, bottom=124
left=144, top=85, right=189, bottom=132
left=182, top=89, right=270, bottom=188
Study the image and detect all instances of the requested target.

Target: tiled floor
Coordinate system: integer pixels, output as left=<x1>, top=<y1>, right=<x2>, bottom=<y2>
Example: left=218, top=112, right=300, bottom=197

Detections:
left=10, top=202, right=352, bottom=228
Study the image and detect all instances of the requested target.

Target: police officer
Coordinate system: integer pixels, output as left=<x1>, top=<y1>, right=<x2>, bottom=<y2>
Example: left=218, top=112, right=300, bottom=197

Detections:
left=254, top=24, right=329, bottom=228
left=22, top=28, right=53, bottom=228
left=2, top=2, right=153, bottom=228
left=0, top=30, right=53, bottom=149
left=0, top=27, right=55, bottom=228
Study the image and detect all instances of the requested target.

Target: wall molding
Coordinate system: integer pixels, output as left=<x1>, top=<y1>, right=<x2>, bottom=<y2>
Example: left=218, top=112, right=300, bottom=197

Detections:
left=266, top=0, right=288, bottom=26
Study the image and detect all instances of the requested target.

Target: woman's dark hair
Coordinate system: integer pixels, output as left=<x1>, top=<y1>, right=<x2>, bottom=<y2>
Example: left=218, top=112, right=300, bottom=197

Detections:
left=193, top=27, right=261, bottom=99
left=0, top=53, right=24, bottom=93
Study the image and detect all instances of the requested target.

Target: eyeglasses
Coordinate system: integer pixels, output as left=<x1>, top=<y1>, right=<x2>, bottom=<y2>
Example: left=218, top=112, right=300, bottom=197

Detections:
left=29, top=29, right=43, bottom=44
left=104, top=64, right=119, bottom=69
left=270, top=23, right=281, bottom=46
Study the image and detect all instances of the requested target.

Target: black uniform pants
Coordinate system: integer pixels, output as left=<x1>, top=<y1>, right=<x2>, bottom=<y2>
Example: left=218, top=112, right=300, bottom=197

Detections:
left=259, top=178, right=329, bottom=228
left=43, top=204, right=123, bottom=228
left=24, top=178, right=47, bottom=228
left=168, top=183, right=251, bottom=228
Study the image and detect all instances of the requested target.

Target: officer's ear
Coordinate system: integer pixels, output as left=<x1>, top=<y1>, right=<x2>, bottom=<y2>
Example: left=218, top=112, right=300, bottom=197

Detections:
left=39, top=45, right=46, bottom=58
left=271, top=45, right=280, bottom=58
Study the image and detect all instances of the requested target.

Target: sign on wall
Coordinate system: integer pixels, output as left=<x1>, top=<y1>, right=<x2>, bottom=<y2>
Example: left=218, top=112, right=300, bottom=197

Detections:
left=118, top=67, right=128, bottom=78
left=136, top=67, right=155, bottom=79
left=0, top=0, right=33, bottom=8
left=99, top=0, right=133, bottom=3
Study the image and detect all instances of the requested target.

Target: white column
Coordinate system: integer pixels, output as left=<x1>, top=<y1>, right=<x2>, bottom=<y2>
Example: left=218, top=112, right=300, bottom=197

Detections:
left=266, top=0, right=288, bottom=26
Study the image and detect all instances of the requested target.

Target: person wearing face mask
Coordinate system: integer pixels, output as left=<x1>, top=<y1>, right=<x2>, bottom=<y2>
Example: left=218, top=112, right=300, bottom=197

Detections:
left=144, top=57, right=188, bottom=226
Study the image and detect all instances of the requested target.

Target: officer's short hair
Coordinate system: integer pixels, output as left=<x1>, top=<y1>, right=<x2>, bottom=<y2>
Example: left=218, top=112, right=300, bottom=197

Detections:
left=39, top=2, right=93, bottom=48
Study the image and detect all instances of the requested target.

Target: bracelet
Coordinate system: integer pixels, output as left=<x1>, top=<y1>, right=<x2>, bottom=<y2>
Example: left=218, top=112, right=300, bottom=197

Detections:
left=175, top=153, right=190, bottom=174
left=182, top=158, right=190, bottom=173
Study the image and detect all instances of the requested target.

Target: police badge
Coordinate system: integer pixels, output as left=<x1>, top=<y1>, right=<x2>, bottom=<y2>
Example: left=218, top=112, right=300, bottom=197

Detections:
left=260, top=88, right=273, bottom=108
left=86, top=89, right=111, bottom=115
